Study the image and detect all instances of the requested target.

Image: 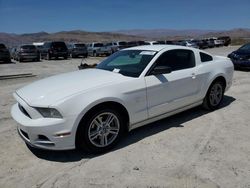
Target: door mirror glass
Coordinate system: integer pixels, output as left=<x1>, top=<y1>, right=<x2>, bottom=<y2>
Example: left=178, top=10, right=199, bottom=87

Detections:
left=151, top=66, right=172, bottom=75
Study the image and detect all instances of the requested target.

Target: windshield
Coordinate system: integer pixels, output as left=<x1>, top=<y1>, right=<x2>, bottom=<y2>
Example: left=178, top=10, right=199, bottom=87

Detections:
left=94, top=43, right=103, bottom=47
left=239, top=43, right=250, bottom=51
left=97, top=50, right=157, bottom=77
left=118, top=42, right=127, bottom=46
left=52, top=42, right=67, bottom=49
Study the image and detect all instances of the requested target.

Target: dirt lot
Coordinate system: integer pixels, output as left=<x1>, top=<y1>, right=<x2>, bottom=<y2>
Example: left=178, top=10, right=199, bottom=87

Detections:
left=0, top=46, right=250, bottom=188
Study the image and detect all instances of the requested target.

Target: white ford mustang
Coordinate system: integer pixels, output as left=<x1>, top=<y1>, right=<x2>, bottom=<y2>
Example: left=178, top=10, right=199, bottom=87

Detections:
left=11, top=45, right=234, bottom=153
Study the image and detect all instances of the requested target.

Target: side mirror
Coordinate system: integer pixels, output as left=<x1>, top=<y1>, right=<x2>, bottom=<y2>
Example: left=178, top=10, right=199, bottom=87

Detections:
left=151, top=66, right=172, bottom=75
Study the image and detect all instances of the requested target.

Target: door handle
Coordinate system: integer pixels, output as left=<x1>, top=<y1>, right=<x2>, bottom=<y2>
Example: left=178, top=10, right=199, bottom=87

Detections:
left=191, top=73, right=196, bottom=79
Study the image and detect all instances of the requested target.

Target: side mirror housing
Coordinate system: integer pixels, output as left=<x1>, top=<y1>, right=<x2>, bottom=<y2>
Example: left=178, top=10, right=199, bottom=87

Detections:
left=151, top=66, right=172, bottom=75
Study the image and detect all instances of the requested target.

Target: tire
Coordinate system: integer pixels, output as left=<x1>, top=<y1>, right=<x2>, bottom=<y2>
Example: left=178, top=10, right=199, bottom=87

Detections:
left=93, top=51, right=97, bottom=57
left=76, top=107, right=126, bottom=153
left=64, top=56, right=68, bottom=60
left=202, top=80, right=225, bottom=110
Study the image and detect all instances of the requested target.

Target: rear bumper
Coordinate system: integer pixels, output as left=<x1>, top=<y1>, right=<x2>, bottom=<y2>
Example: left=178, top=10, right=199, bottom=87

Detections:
left=50, top=52, right=68, bottom=57
left=19, top=53, right=39, bottom=59
left=72, top=51, right=88, bottom=56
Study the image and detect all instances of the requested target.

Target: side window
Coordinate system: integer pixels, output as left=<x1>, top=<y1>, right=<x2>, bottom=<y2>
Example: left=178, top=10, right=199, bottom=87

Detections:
left=155, top=49, right=195, bottom=71
left=200, top=52, right=213, bottom=62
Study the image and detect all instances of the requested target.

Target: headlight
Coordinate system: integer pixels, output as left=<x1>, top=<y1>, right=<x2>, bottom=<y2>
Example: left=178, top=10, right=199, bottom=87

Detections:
left=36, top=108, right=63, bottom=118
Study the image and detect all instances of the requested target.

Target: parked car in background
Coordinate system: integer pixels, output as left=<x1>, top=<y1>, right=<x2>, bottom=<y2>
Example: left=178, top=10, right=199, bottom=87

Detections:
left=165, top=41, right=175, bottom=45
left=191, top=40, right=209, bottom=49
left=41, top=41, right=68, bottom=60
left=11, top=45, right=234, bottom=153
left=157, top=41, right=166, bottom=44
left=115, top=41, right=128, bottom=50
left=104, top=41, right=129, bottom=53
left=179, top=40, right=199, bottom=48
left=15, top=44, right=40, bottom=62
left=205, top=39, right=215, bottom=48
left=0, top=43, right=11, bottom=63
left=228, top=43, right=250, bottom=69
left=218, top=36, right=231, bottom=46
left=127, top=41, right=138, bottom=48
left=212, top=37, right=224, bottom=47
left=68, top=43, right=88, bottom=58
left=127, top=41, right=147, bottom=48
left=87, top=42, right=105, bottom=57
left=104, top=42, right=118, bottom=53
left=99, top=43, right=112, bottom=56
left=145, top=41, right=161, bottom=45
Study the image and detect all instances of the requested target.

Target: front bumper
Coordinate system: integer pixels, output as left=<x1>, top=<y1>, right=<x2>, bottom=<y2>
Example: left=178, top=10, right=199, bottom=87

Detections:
left=232, top=60, right=250, bottom=69
left=11, top=102, right=76, bottom=150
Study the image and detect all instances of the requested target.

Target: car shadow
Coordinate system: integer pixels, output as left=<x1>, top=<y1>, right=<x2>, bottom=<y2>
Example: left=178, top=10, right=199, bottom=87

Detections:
left=28, top=95, right=235, bottom=162
left=0, top=60, right=16, bottom=64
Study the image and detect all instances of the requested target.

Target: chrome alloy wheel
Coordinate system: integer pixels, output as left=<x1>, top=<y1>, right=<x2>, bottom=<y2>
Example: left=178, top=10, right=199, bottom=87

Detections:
left=88, top=112, right=120, bottom=147
left=209, top=83, right=223, bottom=106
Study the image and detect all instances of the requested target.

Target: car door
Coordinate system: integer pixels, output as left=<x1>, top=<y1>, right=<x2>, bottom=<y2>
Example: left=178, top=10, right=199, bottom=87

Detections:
left=145, top=49, right=200, bottom=118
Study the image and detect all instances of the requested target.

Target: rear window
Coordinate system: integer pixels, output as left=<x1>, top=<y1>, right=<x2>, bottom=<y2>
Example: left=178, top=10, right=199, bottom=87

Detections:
left=118, top=42, right=127, bottom=46
left=200, top=52, right=213, bottom=62
left=21, top=45, right=36, bottom=49
left=52, top=42, right=67, bottom=48
left=74, top=43, right=86, bottom=47
left=93, top=43, right=103, bottom=47
left=0, top=44, right=7, bottom=49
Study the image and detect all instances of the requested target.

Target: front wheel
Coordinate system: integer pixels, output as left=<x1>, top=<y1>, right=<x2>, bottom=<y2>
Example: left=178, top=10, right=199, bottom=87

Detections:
left=202, top=81, right=225, bottom=110
left=76, top=107, right=125, bottom=153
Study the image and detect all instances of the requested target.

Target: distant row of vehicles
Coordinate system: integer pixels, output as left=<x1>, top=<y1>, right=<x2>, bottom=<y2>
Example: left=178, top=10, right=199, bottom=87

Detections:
left=0, top=36, right=232, bottom=64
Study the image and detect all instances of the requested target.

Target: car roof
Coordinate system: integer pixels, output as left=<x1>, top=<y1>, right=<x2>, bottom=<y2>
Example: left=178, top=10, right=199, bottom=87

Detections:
left=123, top=44, right=199, bottom=52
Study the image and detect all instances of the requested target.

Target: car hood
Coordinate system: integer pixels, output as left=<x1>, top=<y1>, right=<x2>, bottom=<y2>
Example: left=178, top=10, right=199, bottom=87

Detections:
left=16, top=69, right=129, bottom=106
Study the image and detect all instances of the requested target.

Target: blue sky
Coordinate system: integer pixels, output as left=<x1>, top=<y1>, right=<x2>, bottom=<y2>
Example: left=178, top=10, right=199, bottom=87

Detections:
left=0, top=0, right=250, bottom=34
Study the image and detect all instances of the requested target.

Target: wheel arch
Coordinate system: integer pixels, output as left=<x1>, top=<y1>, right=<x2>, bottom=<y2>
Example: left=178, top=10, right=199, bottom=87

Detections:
left=74, top=100, right=130, bottom=147
left=204, top=74, right=227, bottom=97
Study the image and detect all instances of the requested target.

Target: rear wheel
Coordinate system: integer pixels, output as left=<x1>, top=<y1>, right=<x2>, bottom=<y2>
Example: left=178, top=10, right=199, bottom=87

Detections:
left=76, top=107, right=125, bottom=153
left=202, top=80, right=225, bottom=110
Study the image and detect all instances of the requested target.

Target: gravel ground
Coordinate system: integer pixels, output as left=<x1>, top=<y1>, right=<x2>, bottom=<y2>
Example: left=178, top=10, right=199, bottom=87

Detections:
left=0, top=46, right=250, bottom=188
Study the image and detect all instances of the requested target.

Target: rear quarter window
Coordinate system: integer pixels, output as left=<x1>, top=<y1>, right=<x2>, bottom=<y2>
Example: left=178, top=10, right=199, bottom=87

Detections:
left=200, top=52, right=213, bottom=62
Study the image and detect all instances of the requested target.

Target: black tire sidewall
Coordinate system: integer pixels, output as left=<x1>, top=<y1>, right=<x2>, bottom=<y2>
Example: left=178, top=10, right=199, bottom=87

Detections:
left=76, top=108, right=125, bottom=153
left=204, top=81, right=225, bottom=110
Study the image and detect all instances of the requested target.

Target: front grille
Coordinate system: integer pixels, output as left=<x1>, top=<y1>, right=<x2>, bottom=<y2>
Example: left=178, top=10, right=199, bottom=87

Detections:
left=18, top=103, right=31, bottom=118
